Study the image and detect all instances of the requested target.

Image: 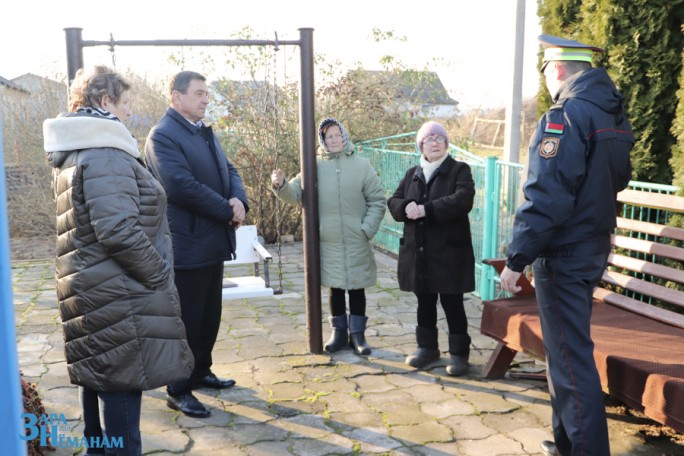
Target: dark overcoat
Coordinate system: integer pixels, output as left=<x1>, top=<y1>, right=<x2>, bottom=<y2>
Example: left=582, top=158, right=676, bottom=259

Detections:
left=144, top=108, right=249, bottom=269
left=387, top=155, right=476, bottom=294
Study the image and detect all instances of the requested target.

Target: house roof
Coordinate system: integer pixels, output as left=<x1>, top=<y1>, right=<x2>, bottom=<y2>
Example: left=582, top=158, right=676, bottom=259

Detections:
left=11, top=73, right=66, bottom=93
left=0, top=75, right=29, bottom=93
left=346, top=70, right=458, bottom=106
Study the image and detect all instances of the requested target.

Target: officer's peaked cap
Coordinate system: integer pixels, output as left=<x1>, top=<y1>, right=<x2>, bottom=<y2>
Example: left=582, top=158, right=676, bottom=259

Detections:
left=539, top=34, right=604, bottom=72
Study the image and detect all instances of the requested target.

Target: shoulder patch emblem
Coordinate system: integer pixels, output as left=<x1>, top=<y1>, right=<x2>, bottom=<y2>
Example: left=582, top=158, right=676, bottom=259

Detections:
left=540, top=137, right=560, bottom=159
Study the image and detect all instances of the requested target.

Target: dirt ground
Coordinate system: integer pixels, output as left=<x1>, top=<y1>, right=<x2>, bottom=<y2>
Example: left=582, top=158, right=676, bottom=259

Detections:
left=10, top=236, right=55, bottom=262
left=8, top=236, right=684, bottom=454
left=602, top=396, right=684, bottom=453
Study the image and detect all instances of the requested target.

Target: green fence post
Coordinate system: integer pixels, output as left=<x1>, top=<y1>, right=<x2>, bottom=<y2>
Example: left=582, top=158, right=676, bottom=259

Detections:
left=480, top=156, right=498, bottom=301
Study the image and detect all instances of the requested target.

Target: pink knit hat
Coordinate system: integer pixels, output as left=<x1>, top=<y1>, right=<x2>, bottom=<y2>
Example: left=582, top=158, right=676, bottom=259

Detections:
left=416, top=121, right=449, bottom=152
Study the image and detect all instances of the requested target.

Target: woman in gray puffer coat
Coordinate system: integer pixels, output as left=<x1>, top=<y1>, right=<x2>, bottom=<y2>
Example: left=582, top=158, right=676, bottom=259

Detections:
left=43, top=66, right=193, bottom=455
left=271, top=118, right=386, bottom=355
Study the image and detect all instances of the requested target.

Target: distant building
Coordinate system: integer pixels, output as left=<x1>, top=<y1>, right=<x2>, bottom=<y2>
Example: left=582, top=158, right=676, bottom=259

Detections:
left=1, top=73, right=66, bottom=122
left=1, top=75, right=30, bottom=122
left=344, top=70, right=459, bottom=118
left=0, top=76, right=29, bottom=94
left=12, top=74, right=66, bottom=95
left=1, top=73, right=67, bottom=164
left=208, top=79, right=270, bottom=123
left=1, top=76, right=31, bottom=163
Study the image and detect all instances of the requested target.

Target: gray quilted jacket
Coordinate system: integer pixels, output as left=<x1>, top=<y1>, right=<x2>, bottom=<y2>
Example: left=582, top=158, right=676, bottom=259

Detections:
left=43, top=112, right=194, bottom=392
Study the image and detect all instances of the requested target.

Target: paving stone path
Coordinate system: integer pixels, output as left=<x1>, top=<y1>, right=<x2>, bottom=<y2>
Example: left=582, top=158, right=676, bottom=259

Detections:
left=13, top=242, right=680, bottom=455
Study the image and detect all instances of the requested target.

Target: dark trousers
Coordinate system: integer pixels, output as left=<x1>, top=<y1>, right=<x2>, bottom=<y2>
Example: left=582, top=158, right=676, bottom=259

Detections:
left=329, top=288, right=366, bottom=316
left=80, top=387, right=142, bottom=456
left=168, top=262, right=224, bottom=395
left=533, top=252, right=610, bottom=456
left=415, top=292, right=468, bottom=335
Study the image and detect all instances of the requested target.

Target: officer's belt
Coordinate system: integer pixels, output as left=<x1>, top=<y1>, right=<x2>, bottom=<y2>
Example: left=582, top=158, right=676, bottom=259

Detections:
left=539, top=237, right=611, bottom=258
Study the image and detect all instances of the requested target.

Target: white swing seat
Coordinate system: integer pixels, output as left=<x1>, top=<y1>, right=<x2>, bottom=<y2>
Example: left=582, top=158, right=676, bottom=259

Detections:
left=222, top=225, right=275, bottom=300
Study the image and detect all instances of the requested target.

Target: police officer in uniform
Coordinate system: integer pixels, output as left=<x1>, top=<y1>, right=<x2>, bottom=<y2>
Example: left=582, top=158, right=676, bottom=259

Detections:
left=500, top=35, right=634, bottom=456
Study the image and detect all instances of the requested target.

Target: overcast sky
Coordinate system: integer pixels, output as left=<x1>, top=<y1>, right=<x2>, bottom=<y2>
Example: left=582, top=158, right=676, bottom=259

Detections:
left=0, top=0, right=542, bottom=111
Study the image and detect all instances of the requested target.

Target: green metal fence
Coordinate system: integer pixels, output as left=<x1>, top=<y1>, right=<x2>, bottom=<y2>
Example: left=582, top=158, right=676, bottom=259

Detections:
left=358, top=134, right=680, bottom=302
left=357, top=134, right=524, bottom=300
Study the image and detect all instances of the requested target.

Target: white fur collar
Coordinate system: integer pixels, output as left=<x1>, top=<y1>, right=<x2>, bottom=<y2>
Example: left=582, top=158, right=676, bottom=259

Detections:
left=43, top=116, right=140, bottom=158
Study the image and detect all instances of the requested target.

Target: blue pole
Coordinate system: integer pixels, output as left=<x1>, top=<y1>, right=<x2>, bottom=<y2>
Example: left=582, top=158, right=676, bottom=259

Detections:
left=0, top=96, right=28, bottom=453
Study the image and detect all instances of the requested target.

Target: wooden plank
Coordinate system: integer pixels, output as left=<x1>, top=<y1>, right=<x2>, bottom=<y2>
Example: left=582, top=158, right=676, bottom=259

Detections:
left=601, top=270, right=684, bottom=309
left=593, top=288, right=684, bottom=329
left=618, top=189, right=684, bottom=213
left=608, top=252, right=684, bottom=284
left=616, top=217, right=684, bottom=242
left=509, top=371, right=547, bottom=381
left=612, top=234, right=684, bottom=262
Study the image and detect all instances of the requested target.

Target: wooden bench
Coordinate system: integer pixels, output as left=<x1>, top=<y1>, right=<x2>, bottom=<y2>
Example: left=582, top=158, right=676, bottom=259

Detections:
left=480, top=189, right=684, bottom=434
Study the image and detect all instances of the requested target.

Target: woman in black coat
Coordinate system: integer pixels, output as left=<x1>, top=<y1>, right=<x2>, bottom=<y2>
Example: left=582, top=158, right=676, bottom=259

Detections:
left=387, top=121, right=476, bottom=376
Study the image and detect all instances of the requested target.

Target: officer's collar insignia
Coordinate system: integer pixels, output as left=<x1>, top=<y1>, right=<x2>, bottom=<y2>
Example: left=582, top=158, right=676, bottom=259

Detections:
left=545, top=122, right=565, bottom=134
left=540, top=137, right=560, bottom=159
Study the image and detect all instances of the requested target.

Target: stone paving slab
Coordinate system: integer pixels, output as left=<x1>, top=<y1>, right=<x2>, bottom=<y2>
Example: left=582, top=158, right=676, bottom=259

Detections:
left=13, top=243, right=683, bottom=455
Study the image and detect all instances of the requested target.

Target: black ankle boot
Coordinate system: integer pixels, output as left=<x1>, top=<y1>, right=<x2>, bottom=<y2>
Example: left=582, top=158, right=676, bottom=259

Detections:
left=349, top=314, right=371, bottom=356
left=406, top=326, right=440, bottom=368
left=324, top=314, right=348, bottom=352
left=446, top=334, right=471, bottom=376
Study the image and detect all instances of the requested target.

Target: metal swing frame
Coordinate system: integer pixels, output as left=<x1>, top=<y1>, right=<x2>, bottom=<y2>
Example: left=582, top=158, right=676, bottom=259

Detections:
left=63, top=28, right=324, bottom=350
left=220, top=38, right=286, bottom=300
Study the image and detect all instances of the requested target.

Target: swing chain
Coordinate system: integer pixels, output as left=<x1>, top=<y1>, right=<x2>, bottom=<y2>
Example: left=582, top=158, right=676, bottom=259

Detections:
left=272, top=32, right=284, bottom=295
left=109, top=33, right=116, bottom=68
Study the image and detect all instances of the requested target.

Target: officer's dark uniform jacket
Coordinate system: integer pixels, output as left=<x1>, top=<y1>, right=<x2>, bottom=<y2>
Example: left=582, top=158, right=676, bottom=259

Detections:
left=145, top=108, right=249, bottom=269
left=506, top=67, right=634, bottom=272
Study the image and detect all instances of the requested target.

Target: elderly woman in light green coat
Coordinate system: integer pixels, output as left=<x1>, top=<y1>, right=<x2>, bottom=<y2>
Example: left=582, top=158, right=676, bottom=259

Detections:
left=271, top=118, right=386, bottom=355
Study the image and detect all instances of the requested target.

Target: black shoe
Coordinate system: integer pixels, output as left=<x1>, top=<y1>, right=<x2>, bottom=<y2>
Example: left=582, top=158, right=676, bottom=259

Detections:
left=349, top=332, right=371, bottom=356
left=407, top=326, right=440, bottom=368
left=540, top=440, right=559, bottom=456
left=405, top=347, right=440, bottom=368
left=324, top=314, right=349, bottom=353
left=166, top=393, right=210, bottom=418
left=192, top=372, right=236, bottom=389
left=324, top=329, right=349, bottom=352
left=445, top=354, right=469, bottom=376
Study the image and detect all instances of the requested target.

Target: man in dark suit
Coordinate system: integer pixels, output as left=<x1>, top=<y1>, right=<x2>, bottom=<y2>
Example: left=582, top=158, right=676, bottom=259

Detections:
left=145, top=71, right=248, bottom=418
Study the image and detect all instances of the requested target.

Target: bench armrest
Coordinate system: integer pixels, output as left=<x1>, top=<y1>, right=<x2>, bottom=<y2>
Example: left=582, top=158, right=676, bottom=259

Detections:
left=252, top=241, right=272, bottom=262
